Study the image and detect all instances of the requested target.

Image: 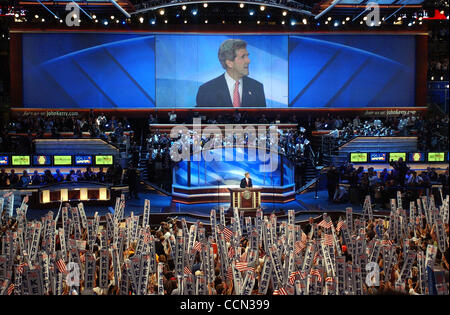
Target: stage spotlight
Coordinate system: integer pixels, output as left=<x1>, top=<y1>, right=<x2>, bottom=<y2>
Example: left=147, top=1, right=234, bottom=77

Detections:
left=95, top=19, right=98, bottom=23
left=291, top=20, right=296, bottom=26
left=249, top=10, right=255, bottom=16
left=60, top=19, right=63, bottom=23
left=222, top=20, right=225, bottom=24
left=139, top=17, right=144, bottom=23
left=240, top=3, right=245, bottom=9
left=15, top=13, right=19, bottom=18
left=370, top=22, right=375, bottom=26
left=35, top=15, right=39, bottom=19
left=363, top=16, right=367, bottom=21
left=302, top=18, right=307, bottom=24
left=431, top=76, right=434, bottom=80
left=160, top=9, right=165, bottom=15
left=122, top=20, right=126, bottom=25
left=334, top=21, right=339, bottom=27
left=110, top=15, right=114, bottom=20
left=317, top=22, right=320, bottom=26
left=346, top=17, right=350, bottom=21
left=92, top=15, right=96, bottom=19
left=267, top=14, right=271, bottom=19
left=205, top=20, right=208, bottom=23
left=150, top=19, right=156, bottom=25
left=203, top=3, right=208, bottom=8
left=325, top=20, right=328, bottom=24
left=260, top=6, right=265, bottom=11
left=182, top=5, right=187, bottom=10
left=79, top=19, right=82, bottom=23
left=408, top=22, right=412, bottom=26
left=164, top=20, right=168, bottom=23
left=327, top=17, right=331, bottom=21
left=41, top=18, right=45, bottom=22
left=281, top=21, right=285, bottom=25
left=104, top=20, right=108, bottom=25
left=282, top=11, right=287, bottom=16
left=360, top=21, right=363, bottom=24
left=238, top=20, right=242, bottom=24
left=192, top=9, right=197, bottom=16
left=184, top=20, right=187, bottom=23
left=342, top=21, right=345, bottom=25
left=440, top=76, right=443, bottom=80
left=73, top=14, right=77, bottom=19
left=257, top=20, right=260, bottom=24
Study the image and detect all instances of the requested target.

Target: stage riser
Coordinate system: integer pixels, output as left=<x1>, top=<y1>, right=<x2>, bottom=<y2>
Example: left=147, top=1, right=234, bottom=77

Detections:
left=172, top=196, right=295, bottom=204
left=173, top=187, right=294, bottom=194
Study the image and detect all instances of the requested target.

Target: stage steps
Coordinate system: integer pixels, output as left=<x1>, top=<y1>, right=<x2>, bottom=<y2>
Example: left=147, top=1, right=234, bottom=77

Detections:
left=34, top=138, right=119, bottom=157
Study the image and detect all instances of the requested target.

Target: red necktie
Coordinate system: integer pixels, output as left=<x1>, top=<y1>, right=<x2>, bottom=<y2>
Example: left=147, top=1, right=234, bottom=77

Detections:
left=233, top=81, right=240, bottom=108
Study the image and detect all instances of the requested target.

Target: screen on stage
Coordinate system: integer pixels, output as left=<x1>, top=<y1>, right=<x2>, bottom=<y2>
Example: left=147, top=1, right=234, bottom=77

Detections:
left=22, top=32, right=415, bottom=108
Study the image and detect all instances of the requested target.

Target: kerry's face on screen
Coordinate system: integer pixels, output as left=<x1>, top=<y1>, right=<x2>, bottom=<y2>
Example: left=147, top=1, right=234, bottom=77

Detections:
left=227, top=48, right=250, bottom=80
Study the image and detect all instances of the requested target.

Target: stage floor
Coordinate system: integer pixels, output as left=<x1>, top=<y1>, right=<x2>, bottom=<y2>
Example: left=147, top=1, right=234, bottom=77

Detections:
left=25, top=186, right=365, bottom=223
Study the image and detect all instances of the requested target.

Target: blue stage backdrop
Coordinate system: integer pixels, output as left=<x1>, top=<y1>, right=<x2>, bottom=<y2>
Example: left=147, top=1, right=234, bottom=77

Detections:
left=22, top=33, right=156, bottom=108
left=22, top=33, right=415, bottom=108
left=173, top=147, right=294, bottom=188
left=289, top=35, right=415, bottom=107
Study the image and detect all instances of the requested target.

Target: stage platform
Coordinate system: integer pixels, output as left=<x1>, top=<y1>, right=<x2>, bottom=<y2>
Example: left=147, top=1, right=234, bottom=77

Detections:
left=23, top=188, right=367, bottom=225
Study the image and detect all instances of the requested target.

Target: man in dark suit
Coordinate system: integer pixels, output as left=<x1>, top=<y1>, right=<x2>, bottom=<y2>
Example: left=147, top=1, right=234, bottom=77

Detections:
left=196, top=39, right=266, bottom=108
left=240, top=172, right=253, bottom=189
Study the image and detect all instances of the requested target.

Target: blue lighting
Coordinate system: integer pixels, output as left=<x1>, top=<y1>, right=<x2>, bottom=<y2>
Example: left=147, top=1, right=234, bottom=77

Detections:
left=192, top=9, right=198, bottom=16
left=151, top=19, right=156, bottom=25
left=291, top=20, right=296, bottom=26
left=249, top=10, right=255, bottom=16
left=176, top=13, right=180, bottom=18
left=266, top=14, right=271, bottom=18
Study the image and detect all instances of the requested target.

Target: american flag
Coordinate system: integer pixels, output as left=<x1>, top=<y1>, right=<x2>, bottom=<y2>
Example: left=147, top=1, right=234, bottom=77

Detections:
left=322, top=234, right=334, bottom=246
left=313, top=251, right=320, bottom=264
left=221, top=227, right=233, bottom=242
left=288, top=271, right=301, bottom=285
left=273, top=287, right=288, bottom=295
left=193, top=241, right=202, bottom=252
left=55, top=259, right=67, bottom=274
left=318, top=220, right=333, bottom=229
left=310, top=268, right=322, bottom=282
left=336, top=219, right=344, bottom=232
left=235, top=262, right=255, bottom=272
left=17, top=263, right=27, bottom=274
left=226, top=265, right=233, bottom=281
left=7, top=283, right=14, bottom=295
left=294, top=241, right=305, bottom=255
left=184, top=266, right=192, bottom=275
left=228, top=246, right=235, bottom=259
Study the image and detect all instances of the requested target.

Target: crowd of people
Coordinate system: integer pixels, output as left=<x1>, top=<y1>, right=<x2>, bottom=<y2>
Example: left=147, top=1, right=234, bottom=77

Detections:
left=0, top=166, right=125, bottom=188
left=0, top=111, right=134, bottom=154
left=327, top=158, right=449, bottom=209
left=0, top=192, right=448, bottom=295
left=319, top=113, right=449, bottom=153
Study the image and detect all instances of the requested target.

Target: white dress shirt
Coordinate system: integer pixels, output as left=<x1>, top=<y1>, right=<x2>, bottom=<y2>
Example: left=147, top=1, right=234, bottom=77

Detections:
left=225, top=72, right=243, bottom=104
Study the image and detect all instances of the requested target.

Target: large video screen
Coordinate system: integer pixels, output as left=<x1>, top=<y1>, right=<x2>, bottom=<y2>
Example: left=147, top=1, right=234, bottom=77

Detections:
left=22, top=32, right=415, bottom=108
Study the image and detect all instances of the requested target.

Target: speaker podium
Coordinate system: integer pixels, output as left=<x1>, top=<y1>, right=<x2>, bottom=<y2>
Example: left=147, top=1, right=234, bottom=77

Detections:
left=229, top=188, right=262, bottom=212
